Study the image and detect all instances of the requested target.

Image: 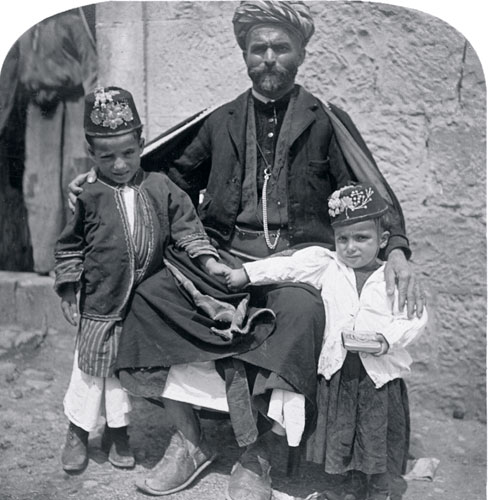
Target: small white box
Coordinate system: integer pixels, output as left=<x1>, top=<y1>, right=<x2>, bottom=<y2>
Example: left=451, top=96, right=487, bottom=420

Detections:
left=341, top=330, right=382, bottom=353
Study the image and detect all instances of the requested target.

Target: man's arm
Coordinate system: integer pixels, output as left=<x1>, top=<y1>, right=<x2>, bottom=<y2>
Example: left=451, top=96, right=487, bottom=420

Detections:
left=384, top=249, right=425, bottom=319
left=166, top=119, right=213, bottom=207
left=68, top=169, right=97, bottom=211
left=69, top=111, right=214, bottom=211
left=165, top=175, right=231, bottom=279
left=141, top=115, right=214, bottom=207
left=166, top=175, right=219, bottom=259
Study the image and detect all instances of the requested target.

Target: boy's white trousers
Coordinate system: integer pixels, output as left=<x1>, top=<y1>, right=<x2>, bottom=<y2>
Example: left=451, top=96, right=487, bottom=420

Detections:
left=63, top=351, right=132, bottom=432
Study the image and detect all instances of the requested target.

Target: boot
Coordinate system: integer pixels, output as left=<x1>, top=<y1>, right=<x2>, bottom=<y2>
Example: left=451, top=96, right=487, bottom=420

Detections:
left=101, top=425, right=135, bottom=469
left=61, top=422, right=89, bottom=472
left=343, top=470, right=368, bottom=500
left=226, top=432, right=276, bottom=500
left=368, top=473, right=390, bottom=500
left=308, top=473, right=350, bottom=500
left=136, top=429, right=216, bottom=495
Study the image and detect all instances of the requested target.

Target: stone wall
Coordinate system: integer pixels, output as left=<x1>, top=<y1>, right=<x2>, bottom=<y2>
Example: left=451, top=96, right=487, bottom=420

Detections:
left=96, top=1, right=486, bottom=420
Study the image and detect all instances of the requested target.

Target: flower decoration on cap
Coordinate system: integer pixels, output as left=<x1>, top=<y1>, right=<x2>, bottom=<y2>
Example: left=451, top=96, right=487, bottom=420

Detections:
left=84, top=86, right=142, bottom=137
left=90, top=87, right=134, bottom=130
left=328, top=182, right=388, bottom=227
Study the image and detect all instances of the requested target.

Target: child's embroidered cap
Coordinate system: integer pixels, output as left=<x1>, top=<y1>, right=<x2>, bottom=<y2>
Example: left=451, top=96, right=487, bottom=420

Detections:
left=84, top=86, right=142, bottom=137
left=328, top=182, right=388, bottom=227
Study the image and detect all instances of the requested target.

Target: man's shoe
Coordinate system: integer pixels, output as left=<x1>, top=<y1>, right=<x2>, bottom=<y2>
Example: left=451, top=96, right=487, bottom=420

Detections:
left=225, top=431, right=274, bottom=500
left=226, top=457, right=272, bottom=500
left=61, top=422, right=89, bottom=472
left=136, top=430, right=217, bottom=496
left=101, top=425, right=136, bottom=469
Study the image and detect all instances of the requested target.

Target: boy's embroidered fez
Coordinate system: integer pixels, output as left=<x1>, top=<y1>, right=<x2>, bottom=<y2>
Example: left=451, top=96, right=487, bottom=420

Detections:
left=328, top=182, right=388, bottom=227
left=84, top=86, right=142, bottom=137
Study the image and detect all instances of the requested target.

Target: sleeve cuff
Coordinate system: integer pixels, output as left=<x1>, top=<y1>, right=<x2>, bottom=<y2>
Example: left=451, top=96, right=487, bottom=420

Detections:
left=384, top=235, right=411, bottom=260
left=53, top=257, right=83, bottom=295
left=177, top=233, right=219, bottom=259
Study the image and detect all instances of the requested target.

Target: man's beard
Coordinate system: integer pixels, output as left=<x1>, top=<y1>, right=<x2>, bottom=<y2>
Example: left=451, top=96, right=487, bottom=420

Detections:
left=248, top=65, right=298, bottom=96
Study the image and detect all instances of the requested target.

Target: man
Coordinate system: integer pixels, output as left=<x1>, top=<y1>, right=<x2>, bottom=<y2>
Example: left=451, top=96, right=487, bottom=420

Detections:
left=69, top=2, right=424, bottom=499
left=18, top=8, right=97, bottom=274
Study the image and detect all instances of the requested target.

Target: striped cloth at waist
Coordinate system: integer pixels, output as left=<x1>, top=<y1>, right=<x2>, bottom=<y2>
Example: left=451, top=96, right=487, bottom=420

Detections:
left=77, top=317, right=122, bottom=378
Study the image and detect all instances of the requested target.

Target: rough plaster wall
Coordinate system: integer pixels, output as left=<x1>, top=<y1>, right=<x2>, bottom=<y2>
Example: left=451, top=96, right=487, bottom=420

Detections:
left=96, top=1, right=486, bottom=421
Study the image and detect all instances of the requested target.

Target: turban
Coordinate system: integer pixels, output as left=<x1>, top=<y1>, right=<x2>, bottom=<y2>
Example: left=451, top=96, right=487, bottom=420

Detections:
left=233, top=1, right=315, bottom=50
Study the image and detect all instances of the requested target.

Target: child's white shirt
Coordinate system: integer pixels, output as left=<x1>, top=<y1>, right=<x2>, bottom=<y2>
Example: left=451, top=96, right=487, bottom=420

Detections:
left=121, top=185, right=135, bottom=235
left=244, top=246, right=428, bottom=388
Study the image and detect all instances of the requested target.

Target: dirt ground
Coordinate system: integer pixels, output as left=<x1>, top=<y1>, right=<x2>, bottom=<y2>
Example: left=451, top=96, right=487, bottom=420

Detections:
left=0, top=327, right=485, bottom=500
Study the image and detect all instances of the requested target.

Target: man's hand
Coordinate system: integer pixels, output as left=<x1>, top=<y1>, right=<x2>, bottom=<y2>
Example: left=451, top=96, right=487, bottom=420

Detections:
left=68, top=167, right=97, bottom=211
left=224, top=268, right=250, bottom=291
left=59, top=284, right=79, bottom=327
left=385, top=249, right=425, bottom=319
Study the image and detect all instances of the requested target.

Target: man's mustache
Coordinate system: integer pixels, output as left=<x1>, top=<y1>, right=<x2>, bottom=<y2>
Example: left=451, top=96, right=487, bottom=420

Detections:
left=252, top=67, right=290, bottom=77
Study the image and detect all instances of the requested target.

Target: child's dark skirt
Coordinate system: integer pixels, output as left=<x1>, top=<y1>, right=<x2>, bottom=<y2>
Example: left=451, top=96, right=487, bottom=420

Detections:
left=306, top=352, right=410, bottom=480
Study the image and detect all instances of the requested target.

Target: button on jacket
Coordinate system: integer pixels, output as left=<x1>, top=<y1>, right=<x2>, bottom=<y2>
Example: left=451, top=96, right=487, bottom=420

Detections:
left=168, top=85, right=409, bottom=258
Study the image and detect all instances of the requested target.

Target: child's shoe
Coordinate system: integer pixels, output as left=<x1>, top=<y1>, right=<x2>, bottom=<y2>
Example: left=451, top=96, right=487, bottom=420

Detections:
left=343, top=470, right=368, bottom=500
left=368, top=473, right=390, bottom=500
left=101, top=425, right=135, bottom=469
left=61, top=422, right=89, bottom=472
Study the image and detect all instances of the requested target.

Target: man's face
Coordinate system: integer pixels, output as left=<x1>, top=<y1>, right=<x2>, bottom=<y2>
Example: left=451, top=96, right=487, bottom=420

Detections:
left=243, top=24, right=305, bottom=99
left=88, top=132, right=144, bottom=185
left=334, top=220, right=389, bottom=269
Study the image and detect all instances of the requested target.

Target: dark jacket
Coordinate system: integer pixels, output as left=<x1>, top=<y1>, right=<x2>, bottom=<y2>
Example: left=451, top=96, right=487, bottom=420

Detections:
left=167, top=85, right=409, bottom=256
left=54, top=170, right=217, bottom=321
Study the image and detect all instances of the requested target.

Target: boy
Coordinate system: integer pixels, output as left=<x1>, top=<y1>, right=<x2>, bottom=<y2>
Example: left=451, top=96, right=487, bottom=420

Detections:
left=225, top=182, right=428, bottom=500
left=54, top=87, right=226, bottom=473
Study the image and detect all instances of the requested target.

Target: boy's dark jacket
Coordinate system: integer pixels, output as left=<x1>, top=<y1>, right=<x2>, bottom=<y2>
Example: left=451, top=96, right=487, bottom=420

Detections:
left=142, top=85, right=409, bottom=258
left=54, top=170, right=216, bottom=320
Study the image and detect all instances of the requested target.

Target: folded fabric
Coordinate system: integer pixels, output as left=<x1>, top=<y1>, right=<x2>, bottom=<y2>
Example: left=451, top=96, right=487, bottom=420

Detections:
left=164, top=259, right=275, bottom=341
left=404, top=457, right=440, bottom=481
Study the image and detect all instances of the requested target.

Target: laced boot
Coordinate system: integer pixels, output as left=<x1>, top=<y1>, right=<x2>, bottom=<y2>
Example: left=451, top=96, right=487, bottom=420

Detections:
left=61, top=422, right=89, bottom=472
left=101, top=425, right=135, bottom=469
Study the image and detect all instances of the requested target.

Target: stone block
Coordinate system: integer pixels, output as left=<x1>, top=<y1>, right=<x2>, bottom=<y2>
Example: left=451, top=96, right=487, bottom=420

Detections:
left=0, top=272, right=20, bottom=326
left=13, top=273, right=75, bottom=334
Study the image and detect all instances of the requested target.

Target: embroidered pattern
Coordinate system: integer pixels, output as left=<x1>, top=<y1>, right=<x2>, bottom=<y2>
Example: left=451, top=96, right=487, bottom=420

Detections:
left=90, top=87, right=134, bottom=130
left=328, top=186, right=374, bottom=219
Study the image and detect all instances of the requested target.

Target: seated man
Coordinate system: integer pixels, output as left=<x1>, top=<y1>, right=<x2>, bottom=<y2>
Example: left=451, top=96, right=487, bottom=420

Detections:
left=69, top=2, right=424, bottom=499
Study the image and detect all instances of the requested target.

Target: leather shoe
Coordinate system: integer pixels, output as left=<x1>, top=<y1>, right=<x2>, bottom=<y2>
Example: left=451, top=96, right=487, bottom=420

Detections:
left=101, top=425, right=135, bottom=469
left=136, top=430, right=217, bottom=495
left=61, top=422, right=89, bottom=472
left=226, top=457, right=272, bottom=500
left=343, top=471, right=368, bottom=500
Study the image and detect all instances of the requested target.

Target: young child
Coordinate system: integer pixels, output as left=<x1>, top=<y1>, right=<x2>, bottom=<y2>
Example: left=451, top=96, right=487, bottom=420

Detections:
left=225, top=182, right=428, bottom=500
left=54, top=86, right=226, bottom=473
